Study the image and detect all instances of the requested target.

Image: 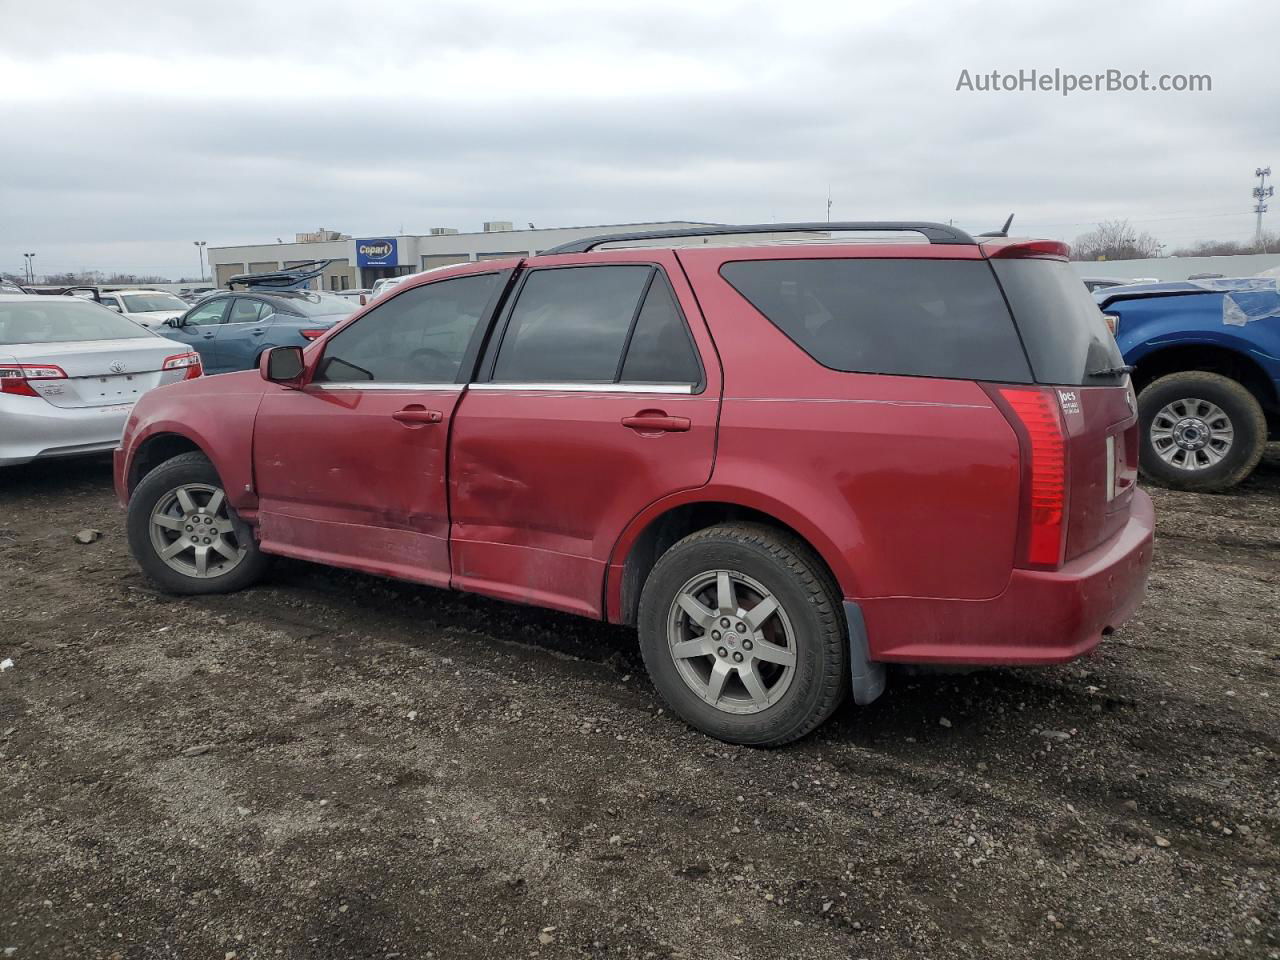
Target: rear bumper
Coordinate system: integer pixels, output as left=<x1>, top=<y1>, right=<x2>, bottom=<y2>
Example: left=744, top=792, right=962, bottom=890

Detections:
left=860, top=489, right=1154, bottom=665
left=0, top=396, right=131, bottom=468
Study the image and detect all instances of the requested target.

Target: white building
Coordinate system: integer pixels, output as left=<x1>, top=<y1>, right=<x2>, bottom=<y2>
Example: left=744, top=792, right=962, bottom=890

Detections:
left=207, top=221, right=713, bottom=291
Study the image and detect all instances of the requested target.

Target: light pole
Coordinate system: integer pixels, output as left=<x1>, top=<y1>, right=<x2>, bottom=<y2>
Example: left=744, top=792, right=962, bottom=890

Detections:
left=23, top=253, right=35, bottom=284
left=193, top=241, right=207, bottom=282
left=1253, top=167, right=1273, bottom=251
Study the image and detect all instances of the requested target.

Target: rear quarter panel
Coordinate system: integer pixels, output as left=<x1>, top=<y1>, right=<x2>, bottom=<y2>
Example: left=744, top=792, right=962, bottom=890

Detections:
left=675, top=246, right=1022, bottom=601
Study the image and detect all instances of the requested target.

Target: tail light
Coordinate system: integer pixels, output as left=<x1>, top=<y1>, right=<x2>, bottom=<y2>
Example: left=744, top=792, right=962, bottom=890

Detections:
left=0, top=363, right=68, bottom=397
left=162, top=352, right=203, bottom=380
left=299, top=329, right=327, bottom=341
left=1102, top=313, right=1119, bottom=335
left=986, top=386, right=1069, bottom=569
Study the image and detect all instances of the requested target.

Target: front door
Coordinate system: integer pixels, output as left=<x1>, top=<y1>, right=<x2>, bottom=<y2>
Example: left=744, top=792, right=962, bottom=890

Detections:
left=252, top=269, right=508, bottom=587
left=449, top=255, right=720, bottom=617
left=167, top=297, right=227, bottom=371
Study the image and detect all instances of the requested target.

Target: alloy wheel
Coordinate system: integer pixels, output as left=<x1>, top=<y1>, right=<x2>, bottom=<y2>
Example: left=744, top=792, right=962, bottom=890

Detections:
left=1150, top=397, right=1234, bottom=471
left=665, top=569, right=797, bottom=715
left=148, top=482, right=247, bottom=579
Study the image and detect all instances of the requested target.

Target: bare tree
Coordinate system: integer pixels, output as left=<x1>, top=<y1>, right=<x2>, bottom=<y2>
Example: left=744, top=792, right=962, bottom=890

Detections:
left=1171, top=231, right=1280, bottom=257
left=1070, top=220, right=1162, bottom=261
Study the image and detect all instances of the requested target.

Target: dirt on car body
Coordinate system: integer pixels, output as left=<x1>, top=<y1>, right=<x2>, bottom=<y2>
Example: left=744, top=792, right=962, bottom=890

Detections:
left=1, top=453, right=1277, bottom=959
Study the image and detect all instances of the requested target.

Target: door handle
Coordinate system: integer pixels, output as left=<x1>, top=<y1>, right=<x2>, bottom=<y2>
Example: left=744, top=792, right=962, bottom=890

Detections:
left=392, top=407, right=443, bottom=425
left=201, top=332, right=215, bottom=339
left=621, top=412, right=691, bottom=433
left=249, top=328, right=265, bottom=336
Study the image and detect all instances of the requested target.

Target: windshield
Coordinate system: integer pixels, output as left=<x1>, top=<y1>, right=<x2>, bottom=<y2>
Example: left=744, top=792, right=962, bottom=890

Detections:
left=0, top=298, right=157, bottom=344
left=281, top=292, right=359, bottom=317
left=121, top=292, right=188, bottom=313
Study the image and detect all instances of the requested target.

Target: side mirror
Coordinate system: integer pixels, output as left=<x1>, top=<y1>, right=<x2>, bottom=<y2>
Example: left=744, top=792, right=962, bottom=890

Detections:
left=165, top=316, right=182, bottom=328
left=263, top=345, right=305, bottom=384
left=359, top=294, right=367, bottom=306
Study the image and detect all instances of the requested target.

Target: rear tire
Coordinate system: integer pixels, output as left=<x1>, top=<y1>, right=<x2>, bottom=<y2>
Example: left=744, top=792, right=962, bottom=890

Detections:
left=638, top=523, right=848, bottom=746
left=126, top=452, right=269, bottom=594
left=1137, top=371, right=1266, bottom=492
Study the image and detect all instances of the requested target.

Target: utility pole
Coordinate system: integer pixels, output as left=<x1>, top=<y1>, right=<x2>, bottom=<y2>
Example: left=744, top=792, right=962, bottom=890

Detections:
left=23, top=253, right=35, bottom=284
left=826, top=185, right=832, bottom=223
left=193, top=240, right=207, bottom=281
left=1254, top=167, right=1273, bottom=251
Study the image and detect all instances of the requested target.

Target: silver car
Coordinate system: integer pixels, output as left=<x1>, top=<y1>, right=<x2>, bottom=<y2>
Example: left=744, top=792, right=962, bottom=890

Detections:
left=0, top=295, right=201, bottom=467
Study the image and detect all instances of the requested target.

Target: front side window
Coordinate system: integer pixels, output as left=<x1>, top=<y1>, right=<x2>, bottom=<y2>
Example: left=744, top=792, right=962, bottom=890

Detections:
left=183, top=299, right=228, bottom=326
left=316, top=273, right=498, bottom=384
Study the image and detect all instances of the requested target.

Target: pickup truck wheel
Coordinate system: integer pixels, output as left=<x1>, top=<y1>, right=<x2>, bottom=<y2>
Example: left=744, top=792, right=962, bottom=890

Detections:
left=1137, top=371, right=1266, bottom=492
left=638, top=523, right=847, bottom=746
left=126, top=452, right=269, bottom=594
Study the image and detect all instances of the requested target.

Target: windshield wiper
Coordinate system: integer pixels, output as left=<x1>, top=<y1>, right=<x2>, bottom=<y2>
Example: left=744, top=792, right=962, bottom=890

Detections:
left=1086, top=364, right=1134, bottom=378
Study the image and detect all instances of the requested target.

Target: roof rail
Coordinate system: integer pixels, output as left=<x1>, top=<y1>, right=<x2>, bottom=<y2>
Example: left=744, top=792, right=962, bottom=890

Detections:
left=227, top=259, right=335, bottom=291
left=541, top=221, right=976, bottom=255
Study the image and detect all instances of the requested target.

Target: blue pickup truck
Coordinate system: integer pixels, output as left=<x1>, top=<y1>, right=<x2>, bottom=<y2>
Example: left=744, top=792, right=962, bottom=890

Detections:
left=1096, top=277, right=1280, bottom=491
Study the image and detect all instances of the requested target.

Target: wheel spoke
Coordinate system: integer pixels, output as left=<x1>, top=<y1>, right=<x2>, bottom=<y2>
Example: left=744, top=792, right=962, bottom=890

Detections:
left=743, top=595, right=778, bottom=631
left=715, top=571, right=736, bottom=612
left=175, top=487, right=197, bottom=514
left=152, top=514, right=184, bottom=532
left=211, top=538, right=240, bottom=562
left=704, top=660, right=730, bottom=705
left=205, top=488, right=225, bottom=517
left=194, top=545, right=209, bottom=577
left=752, top=639, right=796, bottom=666
left=159, top=538, right=188, bottom=560
left=671, top=639, right=707, bottom=660
left=676, top=591, right=715, bottom=629
left=738, top=662, right=769, bottom=706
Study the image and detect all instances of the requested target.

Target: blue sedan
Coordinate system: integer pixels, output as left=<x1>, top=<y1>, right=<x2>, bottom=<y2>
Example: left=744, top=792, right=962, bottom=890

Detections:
left=161, top=290, right=357, bottom=374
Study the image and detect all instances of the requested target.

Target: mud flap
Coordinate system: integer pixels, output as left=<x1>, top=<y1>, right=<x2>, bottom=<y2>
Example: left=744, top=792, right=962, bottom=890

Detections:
left=843, top=601, right=885, bottom=705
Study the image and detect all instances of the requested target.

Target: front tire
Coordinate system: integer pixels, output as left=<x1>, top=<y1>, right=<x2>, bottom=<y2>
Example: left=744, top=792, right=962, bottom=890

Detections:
left=638, top=523, right=848, bottom=746
left=1137, top=371, right=1266, bottom=492
left=126, top=452, right=269, bottom=594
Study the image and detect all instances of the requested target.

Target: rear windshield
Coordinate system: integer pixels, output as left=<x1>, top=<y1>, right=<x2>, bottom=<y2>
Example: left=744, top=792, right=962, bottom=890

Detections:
left=0, top=299, right=156, bottom=344
left=720, top=258, right=1032, bottom=382
left=276, top=292, right=359, bottom=317
left=121, top=292, right=187, bottom=313
left=990, top=259, right=1127, bottom=385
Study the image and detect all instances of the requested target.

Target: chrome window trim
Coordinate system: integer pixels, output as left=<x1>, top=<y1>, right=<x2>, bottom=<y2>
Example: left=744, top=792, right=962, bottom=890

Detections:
left=312, top=382, right=465, bottom=392
left=470, top=382, right=694, bottom=394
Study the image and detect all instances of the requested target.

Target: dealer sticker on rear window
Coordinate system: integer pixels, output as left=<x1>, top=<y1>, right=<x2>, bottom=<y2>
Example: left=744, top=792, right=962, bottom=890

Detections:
left=1058, top=390, right=1081, bottom=416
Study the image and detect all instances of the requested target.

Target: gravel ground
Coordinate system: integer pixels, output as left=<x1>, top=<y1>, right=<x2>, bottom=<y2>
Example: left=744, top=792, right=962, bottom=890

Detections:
left=1, top=451, right=1277, bottom=960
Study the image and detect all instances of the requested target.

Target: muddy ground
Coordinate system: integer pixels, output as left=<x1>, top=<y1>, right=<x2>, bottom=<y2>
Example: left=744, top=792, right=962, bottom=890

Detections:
left=1, top=451, right=1277, bottom=960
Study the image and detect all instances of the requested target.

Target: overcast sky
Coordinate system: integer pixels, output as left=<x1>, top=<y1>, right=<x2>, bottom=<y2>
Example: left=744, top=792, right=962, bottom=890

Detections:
left=3, top=0, right=1277, bottom=279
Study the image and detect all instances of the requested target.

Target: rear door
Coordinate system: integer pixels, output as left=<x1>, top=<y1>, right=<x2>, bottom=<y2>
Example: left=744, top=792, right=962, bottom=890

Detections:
left=213, top=296, right=275, bottom=372
left=251, top=269, right=509, bottom=587
left=448, top=253, right=720, bottom=618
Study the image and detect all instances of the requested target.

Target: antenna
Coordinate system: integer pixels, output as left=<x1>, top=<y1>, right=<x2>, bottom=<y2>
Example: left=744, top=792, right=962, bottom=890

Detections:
left=977, top=213, right=1015, bottom=238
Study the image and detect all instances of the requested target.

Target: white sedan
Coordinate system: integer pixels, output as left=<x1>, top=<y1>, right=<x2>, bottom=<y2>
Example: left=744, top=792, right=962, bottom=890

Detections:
left=0, top=295, right=201, bottom=467
left=95, top=289, right=191, bottom=328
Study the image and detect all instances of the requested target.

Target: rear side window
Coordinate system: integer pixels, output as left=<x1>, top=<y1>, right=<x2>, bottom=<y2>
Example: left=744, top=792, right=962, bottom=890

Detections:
left=991, top=259, right=1127, bottom=385
left=720, top=259, right=1032, bottom=383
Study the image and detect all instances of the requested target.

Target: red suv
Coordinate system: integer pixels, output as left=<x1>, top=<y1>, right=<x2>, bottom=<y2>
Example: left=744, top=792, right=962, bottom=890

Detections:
left=115, top=222, right=1153, bottom=746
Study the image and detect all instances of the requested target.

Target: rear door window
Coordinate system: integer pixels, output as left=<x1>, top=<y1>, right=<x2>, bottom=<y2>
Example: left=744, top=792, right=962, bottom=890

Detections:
left=491, top=266, right=702, bottom=385
left=492, top=266, right=652, bottom=383
left=990, top=259, right=1127, bottom=385
left=720, top=258, right=1032, bottom=383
